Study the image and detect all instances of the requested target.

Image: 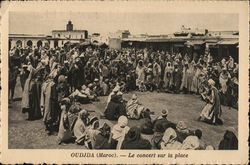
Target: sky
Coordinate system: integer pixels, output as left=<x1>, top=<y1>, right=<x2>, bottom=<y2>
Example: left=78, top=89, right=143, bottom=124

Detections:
left=9, top=12, right=238, bottom=35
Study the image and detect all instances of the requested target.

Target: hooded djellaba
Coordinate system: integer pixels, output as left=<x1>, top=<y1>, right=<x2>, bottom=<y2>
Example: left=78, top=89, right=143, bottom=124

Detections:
left=21, top=67, right=42, bottom=120
left=121, top=126, right=151, bottom=150
left=140, top=108, right=154, bottom=135
left=218, top=127, right=238, bottom=150
left=21, top=67, right=35, bottom=114
left=73, top=109, right=90, bottom=145
left=151, top=121, right=166, bottom=149
left=111, top=115, right=130, bottom=149
left=57, top=98, right=73, bottom=145
left=181, top=135, right=200, bottom=150
left=104, top=92, right=126, bottom=121
left=94, top=122, right=113, bottom=149
left=175, top=121, right=191, bottom=143
left=160, top=127, right=182, bottom=150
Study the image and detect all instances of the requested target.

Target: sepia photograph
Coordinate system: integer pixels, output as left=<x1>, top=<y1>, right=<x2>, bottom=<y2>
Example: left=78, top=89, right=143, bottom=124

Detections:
left=0, top=1, right=249, bottom=164
left=7, top=11, right=239, bottom=150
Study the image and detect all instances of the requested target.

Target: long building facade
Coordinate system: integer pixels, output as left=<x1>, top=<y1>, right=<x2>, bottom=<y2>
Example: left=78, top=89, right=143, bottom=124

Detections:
left=8, top=23, right=238, bottom=61
left=9, top=34, right=49, bottom=50
left=9, top=21, right=88, bottom=49
left=121, top=32, right=239, bottom=61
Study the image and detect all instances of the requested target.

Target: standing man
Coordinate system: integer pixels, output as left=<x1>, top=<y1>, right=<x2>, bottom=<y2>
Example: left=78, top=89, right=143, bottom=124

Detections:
left=9, top=65, right=19, bottom=102
left=152, top=60, right=162, bottom=92
left=199, top=79, right=222, bottom=125
left=19, top=65, right=30, bottom=90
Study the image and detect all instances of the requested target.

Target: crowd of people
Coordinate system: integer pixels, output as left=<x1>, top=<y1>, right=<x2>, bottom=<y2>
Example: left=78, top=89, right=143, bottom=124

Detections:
left=8, top=44, right=238, bottom=150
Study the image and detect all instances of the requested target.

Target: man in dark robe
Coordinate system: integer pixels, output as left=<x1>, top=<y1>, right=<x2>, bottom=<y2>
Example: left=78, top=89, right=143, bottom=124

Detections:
left=218, top=128, right=238, bottom=150
left=50, top=78, right=60, bottom=133
left=90, top=63, right=100, bottom=82
left=153, top=109, right=175, bottom=131
left=121, top=126, right=151, bottom=149
left=84, top=62, right=92, bottom=85
left=104, top=94, right=126, bottom=121
left=94, top=123, right=113, bottom=149
left=172, top=63, right=182, bottom=94
left=72, top=59, right=83, bottom=90
left=28, top=75, right=42, bottom=120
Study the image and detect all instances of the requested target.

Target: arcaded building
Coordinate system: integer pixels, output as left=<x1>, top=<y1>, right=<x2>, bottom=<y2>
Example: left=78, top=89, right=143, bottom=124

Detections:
left=9, top=21, right=88, bottom=49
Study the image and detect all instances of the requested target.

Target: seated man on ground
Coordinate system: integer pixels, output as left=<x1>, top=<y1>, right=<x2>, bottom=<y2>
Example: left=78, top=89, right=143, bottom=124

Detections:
left=205, top=145, right=215, bottom=150
left=110, top=116, right=130, bottom=149
left=160, top=127, right=182, bottom=150
left=138, top=81, right=147, bottom=92
left=194, top=129, right=206, bottom=150
left=121, top=126, right=152, bottom=150
left=94, top=122, right=113, bottom=149
left=69, top=85, right=91, bottom=104
left=153, top=109, right=176, bottom=131
left=106, top=86, right=120, bottom=106
left=85, top=116, right=100, bottom=149
left=100, top=79, right=110, bottom=96
left=73, top=109, right=90, bottom=145
left=175, top=121, right=192, bottom=143
left=126, top=94, right=146, bottom=120
left=104, top=92, right=126, bottom=121
left=151, top=121, right=166, bottom=149
left=93, top=78, right=103, bottom=96
left=181, top=135, right=200, bottom=150
left=140, top=109, right=154, bottom=135
left=57, top=98, right=73, bottom=145
left=218, top=127, right=238, bottom=150
left=67, top=99, right=82, bottom=133
left=85, top=83, right=99, bottom=101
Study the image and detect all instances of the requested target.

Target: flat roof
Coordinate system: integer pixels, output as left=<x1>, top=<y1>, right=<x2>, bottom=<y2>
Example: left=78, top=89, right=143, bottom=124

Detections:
left=9, top=34, right=48, bottom=38
left=52, top=30, right=87, bottom=33
left=217, top=40, right=239, bottom=45
left=185, top=40, right=205, bottom=45
left=122, top=35, right=238, bottom=43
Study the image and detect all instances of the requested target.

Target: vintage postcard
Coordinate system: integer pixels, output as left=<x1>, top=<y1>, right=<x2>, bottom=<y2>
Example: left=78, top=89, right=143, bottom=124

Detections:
left=0, top=0, right=249, bottom=164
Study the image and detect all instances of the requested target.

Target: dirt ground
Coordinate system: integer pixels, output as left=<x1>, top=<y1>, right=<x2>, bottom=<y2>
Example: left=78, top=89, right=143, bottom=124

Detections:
left=8, top=77, right=238, bottom=149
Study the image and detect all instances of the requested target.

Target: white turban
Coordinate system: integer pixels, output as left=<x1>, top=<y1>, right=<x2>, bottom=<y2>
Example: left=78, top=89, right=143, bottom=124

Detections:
left=208, top=79, right=215, bottom=86
left=162, top=128, right=177, bottom=144
left=118, top=116, right=128, bottom=127
left=181, top=136, right=200, bottom=150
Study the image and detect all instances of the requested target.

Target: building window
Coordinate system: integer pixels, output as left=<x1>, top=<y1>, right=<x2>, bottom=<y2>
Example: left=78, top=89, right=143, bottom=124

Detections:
left=69, top=35, right=71, bottom=39
left=58, top=34, right=60, bottom=38
left=81, top=34, right=83, bottom=39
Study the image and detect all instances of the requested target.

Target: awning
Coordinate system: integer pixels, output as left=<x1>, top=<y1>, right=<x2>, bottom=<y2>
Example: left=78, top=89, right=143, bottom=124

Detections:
left=217, top=40, right=238, bottom=45
left=68, top=40, right=80, bottom=44
left=122, top=38, right=146, bottom=42
left=205, top=39, right=218, bottom=43
left=174, top=44, right=185, bottom=47
left=185, top=40, right=205, bottom=46
left=145, top=38, right=185, bottom=43
left=206, top=42, right=218, bottom=47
